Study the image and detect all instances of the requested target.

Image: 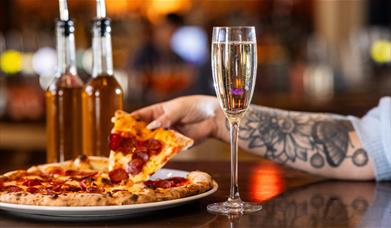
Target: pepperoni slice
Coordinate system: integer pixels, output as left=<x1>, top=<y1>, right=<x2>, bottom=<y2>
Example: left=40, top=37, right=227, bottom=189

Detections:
left=23, top=179, right=42, bottom=187
left=132, top=152, right=149, bottom=162
left=109, top=133, right=121, bottom=151
left=145, top=139, right=162, bottom=155
left=159, top=180, right=176, bottom=188
left=27, top=187, right=39, bottom=194
left=170, top=177, right=188, bottom=184
left=63, top=185, right=82, bottom=192
left=109, top=168, right=128, bottom=183
left=2, top=185, right=22, bottom=192
left=144, top=177, right=188, bottom=189
left=109, top=133, right=136, bottom=154
left=146, top=138, right=162, bottom=150
left=135, top=139, right=146, bottom=147
left=126, top=158, right=144, bottom=175
left=144, top=180, right=172, bottom=189
left=121, top=140, right=134, bottom=154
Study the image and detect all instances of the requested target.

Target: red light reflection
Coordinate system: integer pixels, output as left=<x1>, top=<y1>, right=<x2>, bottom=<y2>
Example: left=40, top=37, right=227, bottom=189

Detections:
left=249, top=162, right=285, bottom=202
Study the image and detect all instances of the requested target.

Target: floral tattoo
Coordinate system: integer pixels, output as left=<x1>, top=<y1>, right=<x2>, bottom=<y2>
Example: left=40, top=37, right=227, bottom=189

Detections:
left=237, top=107, right=369, bottom=168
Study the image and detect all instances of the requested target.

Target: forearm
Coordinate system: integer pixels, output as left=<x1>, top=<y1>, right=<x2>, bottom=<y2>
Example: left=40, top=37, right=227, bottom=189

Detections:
left=215, top=105, right=374, bottom=180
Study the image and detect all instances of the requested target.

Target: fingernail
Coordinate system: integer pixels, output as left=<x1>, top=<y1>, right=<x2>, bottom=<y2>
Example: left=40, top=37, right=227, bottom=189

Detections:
left=147, top=121, right=161, bottom=129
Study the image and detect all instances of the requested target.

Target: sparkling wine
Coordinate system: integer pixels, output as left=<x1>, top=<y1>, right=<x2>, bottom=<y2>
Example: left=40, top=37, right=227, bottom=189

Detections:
left=208, top=27, right=261, bottom=215
left=212, top=41, right=257, bottom=119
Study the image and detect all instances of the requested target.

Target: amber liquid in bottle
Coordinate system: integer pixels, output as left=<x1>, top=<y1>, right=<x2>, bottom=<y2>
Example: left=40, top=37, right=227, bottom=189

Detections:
left=46, top=76, right=84, bottom=163
left=83, top=74, right=123, bottom=157
left=83, top=15, right=124, bottom=157
left=46, top=18, right=83, bottom=163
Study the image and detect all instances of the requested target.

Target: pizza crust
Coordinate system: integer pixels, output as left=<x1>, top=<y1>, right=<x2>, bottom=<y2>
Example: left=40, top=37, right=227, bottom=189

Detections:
left=173, top=132, right=194, bottom=151
left=0, top=192, right=115, bottom=206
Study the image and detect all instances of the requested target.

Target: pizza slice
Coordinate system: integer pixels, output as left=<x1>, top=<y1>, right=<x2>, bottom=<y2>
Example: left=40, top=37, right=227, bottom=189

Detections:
left=107, top=110, right=193, bottom=184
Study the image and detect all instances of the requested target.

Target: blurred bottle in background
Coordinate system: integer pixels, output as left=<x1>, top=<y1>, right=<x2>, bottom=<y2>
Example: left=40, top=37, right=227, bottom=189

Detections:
left=46, top=3, right=84, bottom=163
left=303, top=35, right=334, bottom=102
left=83, top=0, right=123, bottom=157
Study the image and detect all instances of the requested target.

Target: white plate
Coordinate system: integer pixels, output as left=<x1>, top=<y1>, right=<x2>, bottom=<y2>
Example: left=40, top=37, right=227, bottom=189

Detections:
left=0, top=168, right=218, bottom=221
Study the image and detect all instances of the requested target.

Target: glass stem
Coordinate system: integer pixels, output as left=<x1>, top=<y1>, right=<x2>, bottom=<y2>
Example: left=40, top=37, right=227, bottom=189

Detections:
left=229, top=119, right=241, bottom=203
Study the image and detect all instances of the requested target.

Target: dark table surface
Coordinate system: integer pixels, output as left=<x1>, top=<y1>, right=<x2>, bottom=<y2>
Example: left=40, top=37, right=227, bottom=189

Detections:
left=0, top=160, right=388, bottom=228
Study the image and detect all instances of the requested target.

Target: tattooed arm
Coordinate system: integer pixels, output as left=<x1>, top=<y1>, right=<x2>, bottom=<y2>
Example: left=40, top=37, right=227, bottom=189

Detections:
left=216, top=105, right=374, bottom=180
left=132, top=95, right=375, bottom=180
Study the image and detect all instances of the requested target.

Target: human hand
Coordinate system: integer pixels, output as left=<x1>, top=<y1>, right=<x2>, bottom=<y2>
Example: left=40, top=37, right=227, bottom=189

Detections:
left=131, top=95, right=225, bottom=143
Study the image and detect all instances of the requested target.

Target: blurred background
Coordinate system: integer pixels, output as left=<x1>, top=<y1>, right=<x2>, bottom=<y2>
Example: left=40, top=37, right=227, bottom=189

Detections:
left=0, top=0, right=390, bottom=168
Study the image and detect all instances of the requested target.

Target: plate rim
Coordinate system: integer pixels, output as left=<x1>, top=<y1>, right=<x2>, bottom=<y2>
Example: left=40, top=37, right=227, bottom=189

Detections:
left=0, top=168, right=218, bottom=212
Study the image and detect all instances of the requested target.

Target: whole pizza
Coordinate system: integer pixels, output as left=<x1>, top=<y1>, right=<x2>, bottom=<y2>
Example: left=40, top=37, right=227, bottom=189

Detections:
left=0, top=111, right=215, bottom=206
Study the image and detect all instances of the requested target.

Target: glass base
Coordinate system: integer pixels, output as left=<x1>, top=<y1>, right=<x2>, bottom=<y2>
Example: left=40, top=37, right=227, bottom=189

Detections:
left=207, top=200, right=262, bottom=215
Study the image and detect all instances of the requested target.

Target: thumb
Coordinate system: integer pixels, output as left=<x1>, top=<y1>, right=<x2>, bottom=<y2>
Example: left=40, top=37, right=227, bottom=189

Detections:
left=138, top=98, right=186, bottom=130
left=146, top=114, right=174, bottom=130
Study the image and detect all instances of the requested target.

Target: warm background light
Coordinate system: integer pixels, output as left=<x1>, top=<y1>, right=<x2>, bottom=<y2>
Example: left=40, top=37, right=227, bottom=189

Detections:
left=250, top=162, right=285, bottom=202
left=0, top=50, right=22, bottom=75
left=371, top=40, right=391, bottom=64
left=146, top=0, right=192, bottom=23
left=106, top=0, right=143, bottom=16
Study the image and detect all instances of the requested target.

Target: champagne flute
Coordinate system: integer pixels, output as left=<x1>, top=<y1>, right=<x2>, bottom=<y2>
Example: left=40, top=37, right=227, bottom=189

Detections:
left=207, top=26, right=262, bottom=214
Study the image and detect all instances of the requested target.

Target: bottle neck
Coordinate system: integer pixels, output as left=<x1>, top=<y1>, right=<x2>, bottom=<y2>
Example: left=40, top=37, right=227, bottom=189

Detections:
left=56, top=20, right=77, bottom=76
left=92, top=18, right=113, bottom=77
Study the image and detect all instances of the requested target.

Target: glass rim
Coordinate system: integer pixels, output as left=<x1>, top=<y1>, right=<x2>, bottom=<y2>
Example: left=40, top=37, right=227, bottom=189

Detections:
left=212, top=26, right=255, bottom=30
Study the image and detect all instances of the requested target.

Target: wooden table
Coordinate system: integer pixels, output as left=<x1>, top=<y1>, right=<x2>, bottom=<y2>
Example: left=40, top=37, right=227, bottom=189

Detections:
left=0, top=160, right=387, bottom=227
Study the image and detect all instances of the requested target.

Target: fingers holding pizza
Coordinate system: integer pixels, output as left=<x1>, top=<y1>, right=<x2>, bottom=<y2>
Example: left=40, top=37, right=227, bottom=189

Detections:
left=131, top=95, right=224, bottom=144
